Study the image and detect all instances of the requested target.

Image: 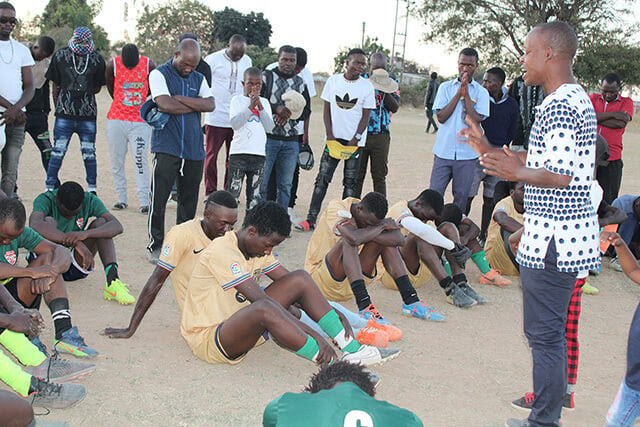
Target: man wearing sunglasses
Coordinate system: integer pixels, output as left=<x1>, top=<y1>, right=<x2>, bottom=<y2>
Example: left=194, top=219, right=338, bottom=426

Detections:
left=0, top=2, right=35, bottom=199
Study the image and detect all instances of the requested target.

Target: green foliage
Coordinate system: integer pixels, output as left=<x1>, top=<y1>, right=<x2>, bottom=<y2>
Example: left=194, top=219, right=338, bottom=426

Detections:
left=39, top=0, right=109, bottom=54
left=414, top=0, right=640, bottom=85
left=135, top=0, right=216, bottom=64
left=399, top=79, right=429, bottom=108
left=245, top=45, right=277, bottom=70
left=211, top=7, right=272, bottom=48
left=333, top=37, right=390, bottom=74
left=574, top=28, right=640, bottom=89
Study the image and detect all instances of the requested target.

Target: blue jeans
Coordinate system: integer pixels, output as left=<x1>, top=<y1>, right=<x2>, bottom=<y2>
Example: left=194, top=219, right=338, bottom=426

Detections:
left=606, top=380, right=640, bottom=427
left=260, top=137, right=299, bottom=208
left=618, top=212, right=640, bottom=246
left=47, top=118, right=97, bottom=191
left=520, top=239, right=576, bottom=427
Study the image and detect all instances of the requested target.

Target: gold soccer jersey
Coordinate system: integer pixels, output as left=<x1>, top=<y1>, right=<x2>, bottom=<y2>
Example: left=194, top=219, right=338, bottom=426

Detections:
left=485, top=197, right=523, bottom=277
left=157, top=218, right=212, bottom=311
left=180, top=232, right=281, bottom=364
left=304, top=198, right=358, bottom=273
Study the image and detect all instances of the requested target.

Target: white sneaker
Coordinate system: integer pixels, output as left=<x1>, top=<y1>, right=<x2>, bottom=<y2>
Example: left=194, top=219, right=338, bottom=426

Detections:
left=610, top=256, right=623, bottom=272
left=288, top=207, right=302, bottom=223
left=341, top=345, right=400, bottom=366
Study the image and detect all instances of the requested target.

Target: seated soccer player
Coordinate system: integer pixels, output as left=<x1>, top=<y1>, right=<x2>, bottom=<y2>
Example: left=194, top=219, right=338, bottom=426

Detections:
left=29, top=181, right=134, bottom=305
left=263, top=361, right=423, bottom=427
left=485, top=181, right=525, bottom=277
left=304, top=192, right=442, bottom=324
left=438, top=203, right=512, bottom=289
left=379, top=190, right=484, bottom=309
left=0, top=197, right=98, bottom=359
left=103, top=192, right=381, bottom=345
left=103, top=191, right=239, bottom=338
left=180, top=201, right=399, bottom=366
left=1, top=286, right=90, bottom=409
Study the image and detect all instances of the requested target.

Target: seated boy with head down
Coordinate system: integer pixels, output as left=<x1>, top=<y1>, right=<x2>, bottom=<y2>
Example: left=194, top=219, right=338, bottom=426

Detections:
left=29, top=181, right=134, bottom=306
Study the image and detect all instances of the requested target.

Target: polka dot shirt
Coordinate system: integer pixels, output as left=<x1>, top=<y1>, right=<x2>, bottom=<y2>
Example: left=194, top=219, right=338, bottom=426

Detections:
left=517, top=84, right=601, bottom=273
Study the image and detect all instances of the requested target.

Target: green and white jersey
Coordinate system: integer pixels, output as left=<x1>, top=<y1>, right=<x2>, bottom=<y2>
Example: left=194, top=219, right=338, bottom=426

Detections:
left=32, top=190, right=109, bottom=233
left=0, top=227, right=43, bottom=267
left=263, top=382, right=423, bottom=427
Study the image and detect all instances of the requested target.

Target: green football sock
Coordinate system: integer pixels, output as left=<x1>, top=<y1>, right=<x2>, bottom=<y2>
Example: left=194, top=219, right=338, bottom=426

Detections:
left=0, top=350, right=32, bottom=396
left=0, top=329, right=46, bottom=367
left=471, top=250, right=491, bottom=274
left=443, top=260, right=452, bottom=276
left=317, top=310, right=361, bottom=353
left=295, top=335, right=320, bottom=362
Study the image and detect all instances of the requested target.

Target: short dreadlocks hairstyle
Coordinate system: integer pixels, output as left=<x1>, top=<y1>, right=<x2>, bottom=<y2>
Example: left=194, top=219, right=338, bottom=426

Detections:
left=0, top=198, right=26, bottom=230
left=243, top=201, right=291, bottom=238
left=360, top=192, right=388, bottom=220
left=57, top=181, right=85, bottom=211
left=437, top=203, right=463, bottom=227
left=305, top=361, right=376, bottom=397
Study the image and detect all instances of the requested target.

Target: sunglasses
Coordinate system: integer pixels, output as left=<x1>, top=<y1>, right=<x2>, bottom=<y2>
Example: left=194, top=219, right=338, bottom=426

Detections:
left=0, top=17, right=17, bottom=25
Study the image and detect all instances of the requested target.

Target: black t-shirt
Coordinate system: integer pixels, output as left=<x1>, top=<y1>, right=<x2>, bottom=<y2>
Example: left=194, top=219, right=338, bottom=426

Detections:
left=626, top=302, right=640, bottom=390
left=46, top=47, right=106, bottom=120
left=26, top=81, right=50, bottom=114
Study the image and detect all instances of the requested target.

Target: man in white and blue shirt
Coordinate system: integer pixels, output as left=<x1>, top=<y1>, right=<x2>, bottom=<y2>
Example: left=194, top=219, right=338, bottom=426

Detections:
left=462, top=22, right=600, bottom=427
left=429, top=47, right=490, bottom=211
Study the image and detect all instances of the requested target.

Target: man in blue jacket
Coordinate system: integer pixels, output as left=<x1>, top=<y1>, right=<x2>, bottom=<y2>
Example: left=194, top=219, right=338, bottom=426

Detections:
left=146, top=39, right=214, bottom=261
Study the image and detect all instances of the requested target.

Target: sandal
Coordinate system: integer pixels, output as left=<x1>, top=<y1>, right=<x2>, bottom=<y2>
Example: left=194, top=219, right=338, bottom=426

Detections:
left=294, top=220, right=315, bottom=232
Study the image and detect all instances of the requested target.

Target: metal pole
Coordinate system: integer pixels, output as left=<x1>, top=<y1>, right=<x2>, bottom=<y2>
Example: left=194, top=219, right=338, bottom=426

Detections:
left=400, top=0, right=410, bottom=82
left=362, top=22, right=366, bottom=48
left=391, top=0, right=399, bottom=67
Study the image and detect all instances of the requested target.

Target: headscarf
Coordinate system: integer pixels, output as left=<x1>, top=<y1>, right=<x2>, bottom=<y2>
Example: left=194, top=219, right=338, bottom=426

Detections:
left=68, top=27, right=95, bottom=55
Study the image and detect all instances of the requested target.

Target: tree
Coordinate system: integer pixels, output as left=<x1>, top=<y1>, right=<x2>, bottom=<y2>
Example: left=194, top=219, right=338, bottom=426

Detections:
left=333, top=37, right=390, bottom=74
left=135, top=0, right=216, bottom=64
left=39, top=0, right=110, bottom=54
left=211, top=7, right=272, bottom=48
left=245, top=45, right=277, bottom=70
left=414, top=0, right=640, bottom=86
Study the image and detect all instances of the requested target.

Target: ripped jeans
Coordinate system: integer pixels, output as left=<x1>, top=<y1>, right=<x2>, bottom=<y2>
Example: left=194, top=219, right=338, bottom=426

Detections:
left=47, top=118, right=97, bottom=191
left=227, top=154, right=265, bottom=213
left=306, top=146, right=361, bottom=224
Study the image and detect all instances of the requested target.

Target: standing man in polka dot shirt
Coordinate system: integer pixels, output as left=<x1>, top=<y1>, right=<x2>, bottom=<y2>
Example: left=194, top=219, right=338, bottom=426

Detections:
left=462, top=21, right=599, bottom=427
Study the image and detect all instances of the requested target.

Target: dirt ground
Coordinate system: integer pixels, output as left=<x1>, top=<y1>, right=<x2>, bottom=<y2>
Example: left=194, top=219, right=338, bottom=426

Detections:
left=3, top=92, right=640, bottom=426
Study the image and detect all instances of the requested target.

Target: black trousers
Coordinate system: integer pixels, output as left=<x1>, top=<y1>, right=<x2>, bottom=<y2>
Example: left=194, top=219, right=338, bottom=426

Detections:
left=596, top=159, right=623, bottom=205
left=147, top=152, right=203, bottom=251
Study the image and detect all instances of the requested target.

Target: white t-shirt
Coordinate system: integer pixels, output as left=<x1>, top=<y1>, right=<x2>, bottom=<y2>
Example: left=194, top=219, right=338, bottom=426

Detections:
left=204, top=49, right=252, bottom=128
left=228, top=94, right=274, bottom=156
left=148, top=68, right=212, bottom=100
left=321, top=74, right=375, bottom=146
left=0, top=38, right=35, bottom=112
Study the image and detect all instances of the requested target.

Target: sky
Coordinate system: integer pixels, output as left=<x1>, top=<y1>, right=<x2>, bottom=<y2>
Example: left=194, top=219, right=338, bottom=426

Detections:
left=22, top=0, right=459, bottom=75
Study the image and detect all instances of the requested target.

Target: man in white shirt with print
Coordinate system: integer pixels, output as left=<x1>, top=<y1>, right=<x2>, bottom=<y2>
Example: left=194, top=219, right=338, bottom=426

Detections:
left=296, top=48, right=375, bottom=231
left=203, top=34, right=252, bottom=195
left=463, top=21, right=600, bottom=427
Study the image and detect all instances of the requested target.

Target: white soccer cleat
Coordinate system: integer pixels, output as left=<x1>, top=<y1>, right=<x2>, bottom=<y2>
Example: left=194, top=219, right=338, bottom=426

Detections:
left=341, top=345, right=400, bottom=366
